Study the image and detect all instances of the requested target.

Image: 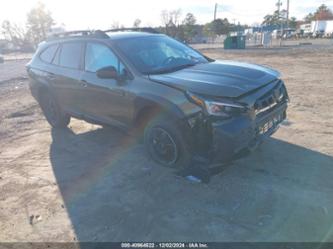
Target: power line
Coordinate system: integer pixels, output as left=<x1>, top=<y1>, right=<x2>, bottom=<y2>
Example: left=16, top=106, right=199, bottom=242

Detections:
left=223, top=10, right=271, bottom=17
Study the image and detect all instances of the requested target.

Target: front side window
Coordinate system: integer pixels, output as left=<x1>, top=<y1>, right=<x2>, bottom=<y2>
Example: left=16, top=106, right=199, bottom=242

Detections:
left=85, top=43, right=124, bottom=73
left=59, top=42, right=83, bottom=69
left=40, top=44, right=58, bottom=63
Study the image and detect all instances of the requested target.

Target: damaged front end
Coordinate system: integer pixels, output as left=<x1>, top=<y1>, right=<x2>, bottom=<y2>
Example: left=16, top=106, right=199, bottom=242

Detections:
left=185, top=80, right=289, bottom=164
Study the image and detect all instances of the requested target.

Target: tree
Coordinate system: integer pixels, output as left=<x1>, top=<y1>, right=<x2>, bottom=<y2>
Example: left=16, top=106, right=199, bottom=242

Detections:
left=26, top=2, right=54, bottom=45
left=1, top=20, right=26, bottom=47
left=289, top=17, right=297, bottom=29
left=304, top=13, right=314, bottom=22
left=110, top=21, right=120, bottom=29
left=211, top=18, right=230, bottom=35
left=182, top=13, right=197, bottom=42
left=213, top=18, right=226, bottom=35
left=161, top=9, right=182, bottom=37
left=304, top=4, right=333, bottom=22
left=203, top=22, right=214, bottom=37
left=183, top=13, right=196, bottom=26
left=262, top=9, right=287, bottom=26
left=203, top=18, right=230, bottom=38
left=314, top=4, right=333, bottom=20
left=133, top=19, right=141, bottom=28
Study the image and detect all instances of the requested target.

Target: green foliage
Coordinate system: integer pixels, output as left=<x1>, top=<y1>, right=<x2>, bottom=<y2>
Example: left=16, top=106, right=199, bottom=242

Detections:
left=289, top=17, right=297, bottom=29
left=262, top=9, right=288, bottom=26
left=262, top=8, right=298, bottom=29
left=203, top=18, right=230, bottom=37
left=203, top=22, right=214, bottom=37
left=304, top=13, right=314, bottom=22
left=263, top=10, right=280, bottom=26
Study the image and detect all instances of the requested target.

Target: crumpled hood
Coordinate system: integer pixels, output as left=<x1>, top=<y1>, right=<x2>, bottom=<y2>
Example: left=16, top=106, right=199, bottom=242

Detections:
left=149, top=60, right=280, bottom=98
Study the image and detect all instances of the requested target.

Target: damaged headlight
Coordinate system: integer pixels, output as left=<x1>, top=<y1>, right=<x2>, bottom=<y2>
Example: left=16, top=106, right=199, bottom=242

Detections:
left=186, top=91, right=246, bottom=118
left=205, top=100, right=246, bottom=117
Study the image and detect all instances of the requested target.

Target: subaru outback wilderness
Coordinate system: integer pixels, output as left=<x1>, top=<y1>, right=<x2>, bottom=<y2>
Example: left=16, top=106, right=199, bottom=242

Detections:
left=26, top=28, right=289, bottom=168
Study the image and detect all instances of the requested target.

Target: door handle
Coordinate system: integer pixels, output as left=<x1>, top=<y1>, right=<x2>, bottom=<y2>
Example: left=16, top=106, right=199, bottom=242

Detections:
left=80, top=80, right=88, bottom=88
left=47, top=72, right=56, bottom=80
left=113, top=89, right=125, bottom=96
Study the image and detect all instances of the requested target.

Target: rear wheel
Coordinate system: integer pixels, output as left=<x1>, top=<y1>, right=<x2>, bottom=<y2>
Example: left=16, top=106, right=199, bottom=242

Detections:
left=144, top=115, right=192, bottom=169
left=39, top=91, right=70, bottom=128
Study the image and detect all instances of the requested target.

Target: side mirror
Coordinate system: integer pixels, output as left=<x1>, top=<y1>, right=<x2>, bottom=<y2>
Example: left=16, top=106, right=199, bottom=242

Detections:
left=96, top=66, right=118, bottom=79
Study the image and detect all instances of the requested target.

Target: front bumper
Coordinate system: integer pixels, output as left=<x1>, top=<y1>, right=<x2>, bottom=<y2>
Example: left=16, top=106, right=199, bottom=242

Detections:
left=211, top=102, right=287, bottom=163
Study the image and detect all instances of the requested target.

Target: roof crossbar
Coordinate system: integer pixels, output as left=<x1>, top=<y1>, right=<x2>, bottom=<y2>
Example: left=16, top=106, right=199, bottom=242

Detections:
left=103, top=27, right=159, bottom=34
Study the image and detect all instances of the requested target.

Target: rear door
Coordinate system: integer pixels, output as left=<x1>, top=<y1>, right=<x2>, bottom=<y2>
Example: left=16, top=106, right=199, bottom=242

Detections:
left=79, top=42, right=134, bottom=128
left=51, top=42, right=85, bottom=115
left=28, top=43, right=59, bottom=95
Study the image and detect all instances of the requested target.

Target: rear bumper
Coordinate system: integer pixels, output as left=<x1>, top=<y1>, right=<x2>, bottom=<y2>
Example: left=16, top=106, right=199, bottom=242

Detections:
left=211, top=102, right=287, bottom=163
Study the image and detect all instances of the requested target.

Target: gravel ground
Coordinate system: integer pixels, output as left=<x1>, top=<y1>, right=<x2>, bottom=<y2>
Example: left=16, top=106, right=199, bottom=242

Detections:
left=0, top=45, right=333, bottom=242
left=0, top=59, right=29, bottom=82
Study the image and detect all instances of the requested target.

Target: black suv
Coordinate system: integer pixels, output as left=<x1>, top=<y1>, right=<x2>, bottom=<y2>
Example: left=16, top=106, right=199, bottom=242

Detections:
left=27, top=28, right=289, bottom=168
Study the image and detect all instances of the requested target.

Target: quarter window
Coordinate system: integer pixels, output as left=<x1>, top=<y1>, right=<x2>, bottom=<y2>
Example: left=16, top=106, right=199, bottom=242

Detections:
left=85, top=43, right=124, bottom=73
left=59, top=43, right=83, bottom=69
left=40, top=44, right=58, bottom=63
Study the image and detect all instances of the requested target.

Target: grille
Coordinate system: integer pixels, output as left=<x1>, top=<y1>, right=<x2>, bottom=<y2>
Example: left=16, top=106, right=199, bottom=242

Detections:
left=254, top=82, right=287, bottom=116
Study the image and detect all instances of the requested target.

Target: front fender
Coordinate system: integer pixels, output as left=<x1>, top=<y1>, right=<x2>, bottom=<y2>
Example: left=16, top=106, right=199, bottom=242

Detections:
left=134, top=93, right=188, bottom=120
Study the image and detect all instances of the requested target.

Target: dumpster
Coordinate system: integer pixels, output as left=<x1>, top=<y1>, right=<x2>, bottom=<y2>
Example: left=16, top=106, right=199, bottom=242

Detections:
left=224, top=35, right=246, bottom=49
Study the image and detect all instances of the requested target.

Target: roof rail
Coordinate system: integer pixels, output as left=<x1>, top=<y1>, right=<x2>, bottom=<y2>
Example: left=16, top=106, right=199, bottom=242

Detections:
left=46, top=27, right=159, bottom=41
left=47, top=30, right=109, bottom=41
left=103, top=27, right=160, bottom=34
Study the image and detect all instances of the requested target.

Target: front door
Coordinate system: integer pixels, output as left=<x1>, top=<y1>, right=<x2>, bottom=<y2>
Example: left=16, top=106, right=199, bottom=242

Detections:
left=79, top=42, right=134, bottom=128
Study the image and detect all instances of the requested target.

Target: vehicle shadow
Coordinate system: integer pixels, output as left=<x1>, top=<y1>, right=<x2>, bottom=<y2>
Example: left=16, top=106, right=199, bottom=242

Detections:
left=49, top=127, right=333, bottom=242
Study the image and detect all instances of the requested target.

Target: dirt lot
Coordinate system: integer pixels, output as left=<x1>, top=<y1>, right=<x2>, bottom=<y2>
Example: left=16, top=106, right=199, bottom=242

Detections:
left=0, top=45, right=333, bottom=242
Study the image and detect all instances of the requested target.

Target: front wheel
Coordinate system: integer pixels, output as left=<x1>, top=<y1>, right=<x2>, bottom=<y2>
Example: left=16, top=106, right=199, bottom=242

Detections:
left=144, top=115, right=192, bottom=169
left=39, top=91, right=70, bottom=128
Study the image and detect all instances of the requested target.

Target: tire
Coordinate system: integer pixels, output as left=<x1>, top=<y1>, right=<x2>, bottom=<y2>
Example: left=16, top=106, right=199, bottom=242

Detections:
left=39, top=90, right=70, bottom=128
left=144, top=115, right=192, bottom=169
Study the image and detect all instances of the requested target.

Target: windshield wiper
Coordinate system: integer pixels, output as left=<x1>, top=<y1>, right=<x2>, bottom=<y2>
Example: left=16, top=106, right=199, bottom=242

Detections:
left=147, top=63, right=197, bottom=75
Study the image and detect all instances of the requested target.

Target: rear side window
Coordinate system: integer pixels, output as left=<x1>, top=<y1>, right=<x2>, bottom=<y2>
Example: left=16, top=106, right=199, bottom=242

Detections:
left=59, top=43, right=83, bottom=69
left=40, top=44, right=58, bottom=63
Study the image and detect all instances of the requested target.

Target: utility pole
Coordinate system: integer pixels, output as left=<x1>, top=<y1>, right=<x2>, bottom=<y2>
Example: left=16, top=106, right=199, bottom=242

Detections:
left=286, top=0, right=290, bottom=29
left=214, top=3, right=218, bottom=20
left=276, top=0, right=283, bottom=46
left=276, top=0, right=282, bottom=21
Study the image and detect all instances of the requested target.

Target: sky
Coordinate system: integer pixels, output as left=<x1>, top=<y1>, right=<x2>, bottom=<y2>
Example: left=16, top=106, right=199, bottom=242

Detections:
left=1, top=0, right=333, bottom=30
